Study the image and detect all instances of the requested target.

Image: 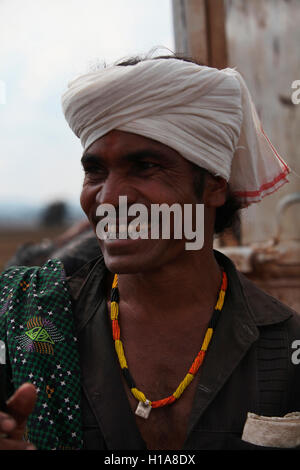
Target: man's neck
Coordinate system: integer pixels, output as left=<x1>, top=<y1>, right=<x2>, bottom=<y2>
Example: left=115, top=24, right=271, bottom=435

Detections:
left=114, top=246, right=222, bottom=323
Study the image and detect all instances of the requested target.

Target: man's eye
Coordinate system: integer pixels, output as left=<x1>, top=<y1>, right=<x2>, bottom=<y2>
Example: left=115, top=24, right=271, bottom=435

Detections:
left=83, top=166, right=107, bottom=182
left=137, top=161, right=159, bottom=171
left=83, top=165, right=96, bottom=172
left=83, top=166, right=105, bottom=175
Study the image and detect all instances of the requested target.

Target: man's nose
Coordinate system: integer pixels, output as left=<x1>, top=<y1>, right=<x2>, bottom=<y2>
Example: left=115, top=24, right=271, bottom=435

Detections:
left=95, top=173, right=138, bottom=208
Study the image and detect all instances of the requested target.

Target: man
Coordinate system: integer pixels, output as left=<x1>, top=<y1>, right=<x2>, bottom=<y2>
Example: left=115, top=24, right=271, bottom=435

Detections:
left=0, top=55, right=299, bottom=451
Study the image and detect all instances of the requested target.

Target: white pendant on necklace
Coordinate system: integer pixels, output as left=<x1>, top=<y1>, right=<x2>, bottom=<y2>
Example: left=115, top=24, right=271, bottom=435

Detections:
left=135, top=400, right=151, bottom=419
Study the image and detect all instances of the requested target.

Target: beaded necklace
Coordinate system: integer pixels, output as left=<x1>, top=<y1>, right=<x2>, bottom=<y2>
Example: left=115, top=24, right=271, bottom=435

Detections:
left=110, top=270, right=227, bottom=419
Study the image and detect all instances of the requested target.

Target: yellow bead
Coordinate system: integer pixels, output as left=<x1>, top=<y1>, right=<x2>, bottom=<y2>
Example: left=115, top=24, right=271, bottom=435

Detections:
left=215, top=290, right=225, bottom=311
left=111, top=301, right=119, bottom=320
left=131, top=388, right=147, bottom=403
left=173, top=373, right=194, bottom=399
left=201, top=328, right=213, bottom=352
left=115, top=340, right=127, bottom=368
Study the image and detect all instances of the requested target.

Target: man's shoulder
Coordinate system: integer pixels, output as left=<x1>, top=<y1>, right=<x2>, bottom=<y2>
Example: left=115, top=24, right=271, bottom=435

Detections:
left=0, top=258, right=66, bottom=289
left=0, top=259, right=69, bottom=322
left=66, top=255, right=106, bottom=300
left=236, top=271, right=300, bottom=407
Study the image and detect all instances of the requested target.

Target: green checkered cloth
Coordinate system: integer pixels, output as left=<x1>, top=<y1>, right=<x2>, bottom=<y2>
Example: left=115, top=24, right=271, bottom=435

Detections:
left=0, top=259, right=83, bottom=450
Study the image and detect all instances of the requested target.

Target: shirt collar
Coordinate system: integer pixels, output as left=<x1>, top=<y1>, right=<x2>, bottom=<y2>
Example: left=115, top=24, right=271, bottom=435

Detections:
left=67, top=249, right=292, bottom=331
left=214, top=249, right=292, bottom=326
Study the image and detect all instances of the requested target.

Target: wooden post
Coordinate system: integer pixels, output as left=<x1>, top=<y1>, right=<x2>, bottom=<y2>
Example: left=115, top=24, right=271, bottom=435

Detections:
left=172, top=0, right=239, bottom=246
left=206, top=0, right=228, bottom=69
left=172, top=0, right=228, bottom=68
left=172, top=0, right=209, bottom=63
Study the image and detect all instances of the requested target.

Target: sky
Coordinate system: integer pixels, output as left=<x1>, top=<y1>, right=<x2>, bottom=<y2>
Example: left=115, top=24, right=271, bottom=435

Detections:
left=0, top=0, right=175, bottom=209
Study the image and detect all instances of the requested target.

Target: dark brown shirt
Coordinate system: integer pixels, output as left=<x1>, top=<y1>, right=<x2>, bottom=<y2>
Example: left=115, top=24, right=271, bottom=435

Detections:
left=68, top=250, right=300, bottom=450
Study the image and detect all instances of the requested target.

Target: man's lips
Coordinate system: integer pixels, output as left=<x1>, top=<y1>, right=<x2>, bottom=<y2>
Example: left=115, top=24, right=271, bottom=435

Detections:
left=92, top=215, right=138, bottom=227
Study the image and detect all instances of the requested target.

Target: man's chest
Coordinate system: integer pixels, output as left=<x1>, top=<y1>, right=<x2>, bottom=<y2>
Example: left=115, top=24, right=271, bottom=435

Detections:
left=122, top=371, right=200, bottom=450
left=110, top=302, right=210, bottom=449
left=116, top=326, right=206, bottom=450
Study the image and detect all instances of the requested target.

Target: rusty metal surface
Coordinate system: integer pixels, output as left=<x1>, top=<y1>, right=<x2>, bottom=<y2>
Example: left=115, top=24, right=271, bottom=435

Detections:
left=218, top=192, right=300, bottom=311
left=218, top=240, right=300, bottom=312
left=219, top=240, right=300, bottom=274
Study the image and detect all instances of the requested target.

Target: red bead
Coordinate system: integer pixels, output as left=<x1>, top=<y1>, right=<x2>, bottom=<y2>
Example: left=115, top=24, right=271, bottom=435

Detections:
left=151, top=395, right=176, bottom=408
left=112, top=319, right=120, bottom=340
left=221, top=272, right=228, bottom=291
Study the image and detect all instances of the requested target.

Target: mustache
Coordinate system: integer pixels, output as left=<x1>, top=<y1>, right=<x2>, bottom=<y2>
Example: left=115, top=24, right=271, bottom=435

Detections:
left=91, top=205, right=153, bottom=226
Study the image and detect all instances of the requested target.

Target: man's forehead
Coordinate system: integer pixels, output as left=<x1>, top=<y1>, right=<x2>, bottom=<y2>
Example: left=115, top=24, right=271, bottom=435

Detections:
left=84, top=129, right=150, bottom=152
left=82, top=129, right=185, bottom=163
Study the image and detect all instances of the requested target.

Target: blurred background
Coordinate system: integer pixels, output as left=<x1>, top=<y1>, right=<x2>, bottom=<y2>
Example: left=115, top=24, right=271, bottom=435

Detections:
left=0, top=0, right=299, bottom=308
left=0, top=0, right=174, bottom=266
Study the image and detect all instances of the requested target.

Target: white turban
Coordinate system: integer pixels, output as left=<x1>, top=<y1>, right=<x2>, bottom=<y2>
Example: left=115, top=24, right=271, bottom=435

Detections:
left=61, top=58, right=290, bottom=207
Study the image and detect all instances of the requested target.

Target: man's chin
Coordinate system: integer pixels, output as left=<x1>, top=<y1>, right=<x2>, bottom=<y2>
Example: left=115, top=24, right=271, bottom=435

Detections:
left=99, top=237, right=184, bottom=274
left=101, top=245, right=164, bottom=274
left=103, top=255, right=147, bottom=274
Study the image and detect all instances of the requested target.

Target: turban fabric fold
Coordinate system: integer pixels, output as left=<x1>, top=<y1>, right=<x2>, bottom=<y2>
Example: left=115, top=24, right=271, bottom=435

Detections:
left=62, top=58, right=290, bottom=207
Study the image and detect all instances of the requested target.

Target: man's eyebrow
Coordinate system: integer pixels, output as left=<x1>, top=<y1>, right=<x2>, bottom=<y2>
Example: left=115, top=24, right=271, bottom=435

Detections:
left=81, top=153, right=101, bottom=166
left=81, top=149, right=173, bottom=166
left=125, top=149, right=172, bottom=163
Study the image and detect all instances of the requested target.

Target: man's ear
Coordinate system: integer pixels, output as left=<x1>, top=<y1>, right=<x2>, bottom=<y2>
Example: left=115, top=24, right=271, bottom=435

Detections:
left=203, top=174, right=228, bottom=208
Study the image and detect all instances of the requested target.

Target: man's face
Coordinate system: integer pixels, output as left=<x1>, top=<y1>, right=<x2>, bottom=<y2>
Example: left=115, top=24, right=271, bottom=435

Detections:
left=80, top=130, right=204, bottom=274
